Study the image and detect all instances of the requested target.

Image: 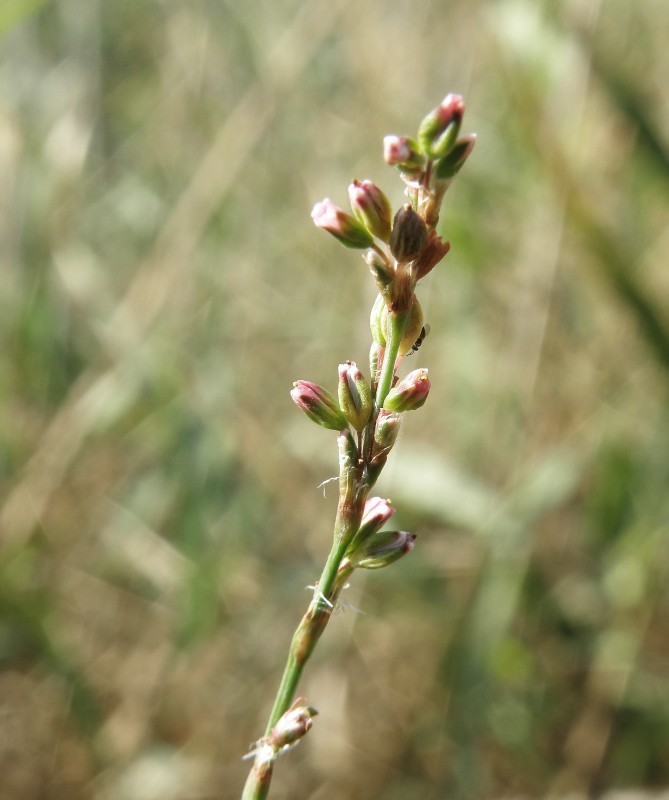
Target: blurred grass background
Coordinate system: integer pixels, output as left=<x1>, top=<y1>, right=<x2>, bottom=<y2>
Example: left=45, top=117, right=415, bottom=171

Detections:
left=1, top=0, right=669, bottom=798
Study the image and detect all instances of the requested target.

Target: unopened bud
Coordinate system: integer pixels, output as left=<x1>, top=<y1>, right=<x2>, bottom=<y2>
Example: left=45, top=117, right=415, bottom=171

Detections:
left=365, top=249, right=394, bottom=293
left=267, top=699, right=318, bottom=750
left=382, top=368, right=430, bottom=412
left=369, top=342, right=381, bottom=384
left=338, top=427, right=359, bottom=499
left=390, top=205, right=428, bottom=263
left=338, top=361, right=373, bottom=432
left=370, top=293, right=387, bottom=347
left=347, top=529, right=416, bottom=570
left=434, top=133, right=477, bottom=180
left=291, top=380, right=348, bottom=430
left=368, top=409, right=401, bottom=487
left=373, top=409, right=401, bottom=452
left=347, top=496, right=395, bottom=551
left=383, top=135, right=425, bottom=172
left=396, top=295, right=424, bottom=356
left=348, top=179, right=392, bottom=242
left=418, top=93, right=465, bottom=159
left=311, top=198, right=374, bottom=249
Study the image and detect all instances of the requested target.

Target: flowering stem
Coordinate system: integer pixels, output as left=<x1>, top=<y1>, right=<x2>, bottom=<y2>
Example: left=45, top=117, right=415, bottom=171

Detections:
left=242, top=94, right=475, bottom=800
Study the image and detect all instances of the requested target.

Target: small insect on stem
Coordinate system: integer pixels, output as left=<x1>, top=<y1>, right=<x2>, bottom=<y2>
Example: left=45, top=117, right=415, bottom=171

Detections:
left=408, top=324, right=430, bottom=355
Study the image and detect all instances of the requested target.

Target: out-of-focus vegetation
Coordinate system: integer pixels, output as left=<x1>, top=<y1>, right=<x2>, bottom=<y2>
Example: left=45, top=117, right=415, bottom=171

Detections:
left=1, top=0, right=668, bottom=798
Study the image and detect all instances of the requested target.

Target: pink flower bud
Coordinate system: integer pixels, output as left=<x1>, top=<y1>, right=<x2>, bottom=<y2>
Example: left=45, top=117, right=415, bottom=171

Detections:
left=291, top=380, right=348, bottom=430
left=418, top=93, right=465, bottom=159
left=373, top=409, right=401, bottom=452
left=383, top=135, right=425, bottom=171
left=344, top=496, right=396, bottom=562
left=348, top=529, right=416, bottom=570
left=359, top=496, right=395, bottom=536
left=311, top=198, right=374, bottom=249
left=267, top=699, right=318, bottom=750
left=382, top=368, right=430, bottom=412
left=348, top=179, right=393, bottom=242
left=338, top=361, right=373, bottom=432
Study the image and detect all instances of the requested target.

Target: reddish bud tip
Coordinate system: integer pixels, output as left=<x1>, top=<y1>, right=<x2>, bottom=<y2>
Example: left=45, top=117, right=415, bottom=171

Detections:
left=382, top=368, right=430, bottom=412
left=348, top=179, right=393, bottom=242
left=383, top=135, right=425, bottom=171
left=348, top=530, right=416, bottom=570
left=337, top=361, right=373, bottom=432
left=311, top=198, right=374, bottom=249
left=418, top=93, right=465, bottom=159
left=267, top=699, right=318, bottom=750
left=291, top=380, right=349, bottom=430
left=358, top=496, right=395, bottom=537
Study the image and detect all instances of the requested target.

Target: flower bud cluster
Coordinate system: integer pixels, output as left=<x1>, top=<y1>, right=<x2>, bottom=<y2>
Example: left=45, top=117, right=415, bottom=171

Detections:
left=312, top=94, right=473, bottom=341
left=395, top=93, right=475, bottom=183
left=291, top=363, right=376, bottom=438
left=341, top=496, right=416, bottom=573
left=386, top=92, right=476, bottom=231
left=292, top=96, right=472, bottom=578
left=311, top=182, right=392, bottom=250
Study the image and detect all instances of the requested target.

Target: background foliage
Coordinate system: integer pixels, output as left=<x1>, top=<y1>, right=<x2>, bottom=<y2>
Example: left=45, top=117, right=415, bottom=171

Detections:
left=1, top=0, right=668, bottom=798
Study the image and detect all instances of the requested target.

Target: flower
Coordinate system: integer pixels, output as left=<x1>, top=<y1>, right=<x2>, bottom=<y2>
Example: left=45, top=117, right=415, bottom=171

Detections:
left=417, top=93, right=465, bottom=159
left=267, top=698, right=319, bottom=751
left=311, top=198, right=374, bottom=249
left=290, top=380, right=349, bottom=430
left=347, top=529, right=416, bottom=570
left=357, top=496, right=395, bottom=539
left=348, top=179, right=392, bottom=242
left=382, top=368, right=431, bottom=412
left=338, top=361, right=373, bottom=432
left=383, top=135, right=425, bottom=171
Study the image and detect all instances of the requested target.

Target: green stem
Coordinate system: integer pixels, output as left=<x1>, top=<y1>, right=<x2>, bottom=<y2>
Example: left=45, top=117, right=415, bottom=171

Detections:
left=242, top=760, right=273, bottom=800
left=242, top=471, right=367, bottom=800
left=375, top=311, right=409, bottom=408
left=263, top=515, right=357, bottom=735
